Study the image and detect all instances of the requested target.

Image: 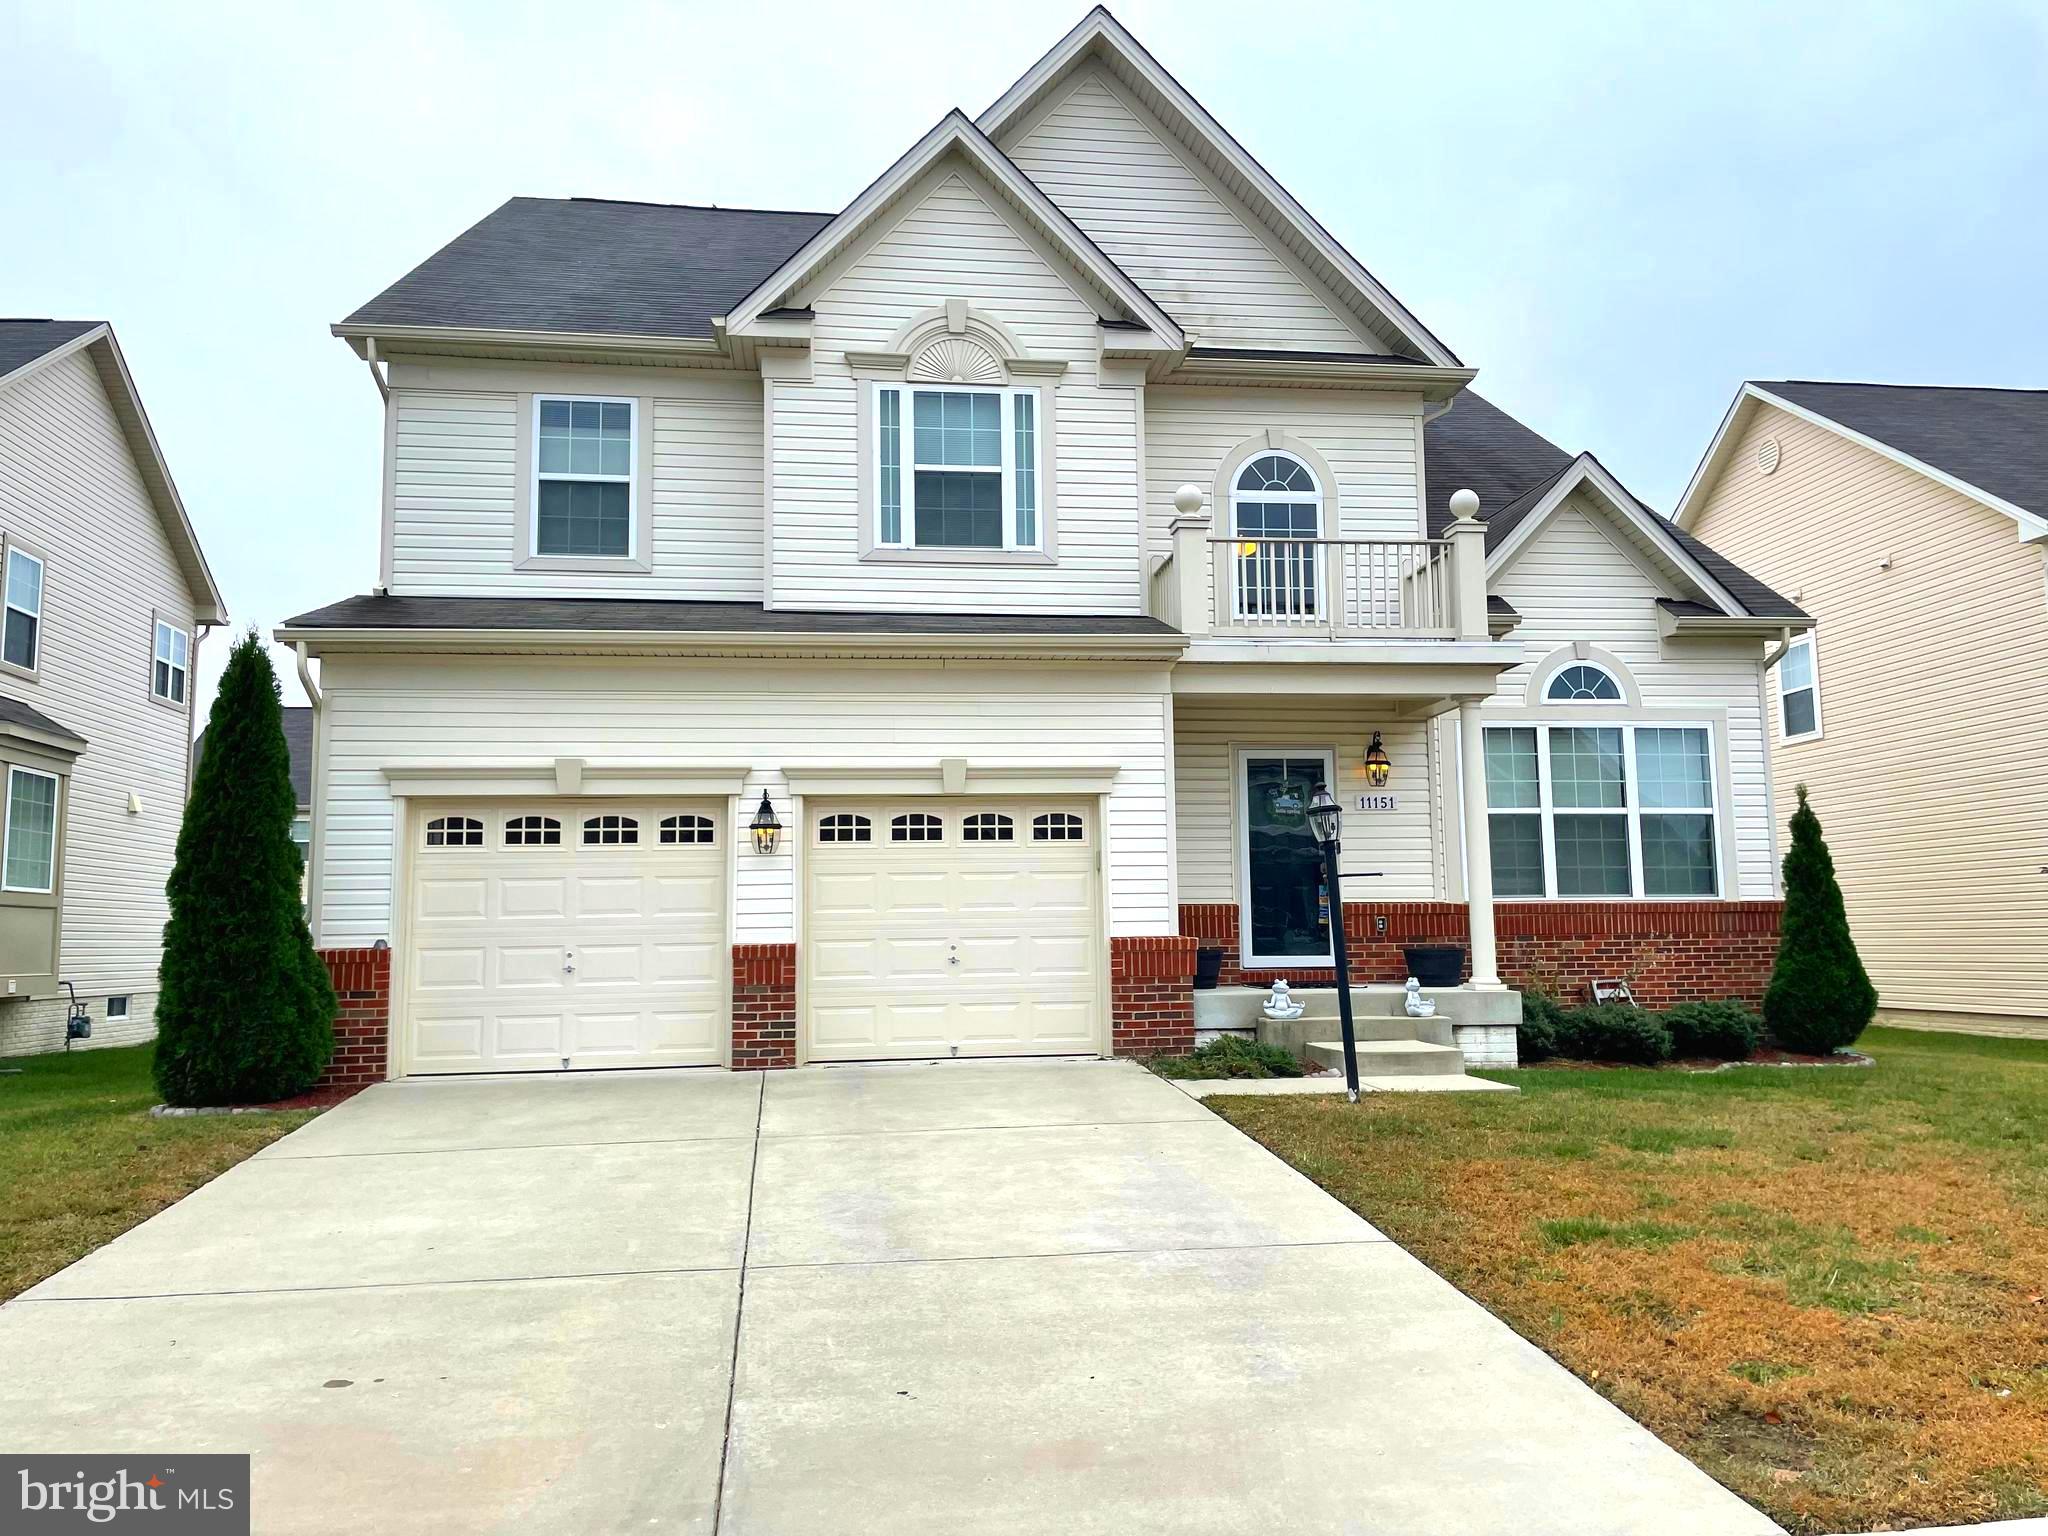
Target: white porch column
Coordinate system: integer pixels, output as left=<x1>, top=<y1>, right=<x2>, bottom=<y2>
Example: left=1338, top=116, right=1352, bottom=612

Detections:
left=1458, top=701, right=1505, bottom=989
left=1166, top=484, right=1214, bottom=637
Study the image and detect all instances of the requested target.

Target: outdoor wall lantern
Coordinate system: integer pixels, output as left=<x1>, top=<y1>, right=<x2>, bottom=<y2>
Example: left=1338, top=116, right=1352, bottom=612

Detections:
left=1364, top=731, right=1392, bottom=789
left=749, top=792, right=783, bottom=855
left=1305, top=783, right=1362, bottom=1103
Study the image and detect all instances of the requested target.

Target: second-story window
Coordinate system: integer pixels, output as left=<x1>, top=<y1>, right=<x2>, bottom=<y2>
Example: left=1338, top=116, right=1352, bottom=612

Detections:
left=152, top=619, right=190, bottom=705
left=3, top=545, right=44, bottom=674
left=874, top=384, right=1041, bottom=552
left=535, top=397, right=635, bottom=558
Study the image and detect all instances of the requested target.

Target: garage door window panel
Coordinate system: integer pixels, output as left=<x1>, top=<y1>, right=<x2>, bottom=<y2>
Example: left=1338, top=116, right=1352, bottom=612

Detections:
left=659, top=814, right=714, bottom=845
left=819, top=813, right=871, bottom=844
left=505, top=815, right=561, bottom=847
left=962, top=812, right=1013, bottom=842
left=1032, top=812, right=1084, bottom=843
left=583, top=815, right=639, bottom=846
left=425, top=815, right=483, bottom=848
left=891, top=813, right=944, bottom=843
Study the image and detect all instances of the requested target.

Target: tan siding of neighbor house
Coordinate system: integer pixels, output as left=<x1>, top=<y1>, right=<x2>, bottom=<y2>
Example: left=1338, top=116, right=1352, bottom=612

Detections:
left=1686, top=402, right=2048, bottom=1023
left=0, top=348, right=198, bottom=1051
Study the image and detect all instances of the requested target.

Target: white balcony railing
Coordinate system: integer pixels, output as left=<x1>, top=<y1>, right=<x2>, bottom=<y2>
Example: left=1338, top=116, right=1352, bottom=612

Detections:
left=1208, top=536, right=1456, bottom=638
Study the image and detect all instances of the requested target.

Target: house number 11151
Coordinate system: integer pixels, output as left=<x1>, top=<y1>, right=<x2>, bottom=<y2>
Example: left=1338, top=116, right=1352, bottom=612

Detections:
left=1355, top=794, right=1397, bottom=811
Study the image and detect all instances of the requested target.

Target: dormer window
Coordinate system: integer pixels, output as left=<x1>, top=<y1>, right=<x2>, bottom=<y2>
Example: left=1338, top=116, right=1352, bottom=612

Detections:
left=872, top=383, right=1041, bottom=552
left=534, top=397, right=635, bottom=558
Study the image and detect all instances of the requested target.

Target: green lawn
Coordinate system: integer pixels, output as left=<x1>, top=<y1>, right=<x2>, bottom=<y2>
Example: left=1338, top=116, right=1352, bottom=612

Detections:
left=0, top=1043, right=318, bottom=1302
left=1210, top=1027, right=2048, bottom=1535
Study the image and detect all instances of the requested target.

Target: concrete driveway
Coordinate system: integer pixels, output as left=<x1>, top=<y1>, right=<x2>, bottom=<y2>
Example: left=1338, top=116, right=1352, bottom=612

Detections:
left=0, top=1060, right=1775, bottom=1534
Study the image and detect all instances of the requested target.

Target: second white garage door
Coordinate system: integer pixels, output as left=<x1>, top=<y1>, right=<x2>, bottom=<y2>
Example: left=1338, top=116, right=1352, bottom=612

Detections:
left=804, top=799, right=1102, bottom=1062
left=405, top=800, right=726, bottom=1074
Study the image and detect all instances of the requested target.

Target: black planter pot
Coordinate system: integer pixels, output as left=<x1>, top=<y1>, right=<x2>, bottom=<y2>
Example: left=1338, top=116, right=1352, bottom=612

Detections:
left=1402, top=945, right=1465, bottom=988
left=1193, top=947, right=1225, bottom=991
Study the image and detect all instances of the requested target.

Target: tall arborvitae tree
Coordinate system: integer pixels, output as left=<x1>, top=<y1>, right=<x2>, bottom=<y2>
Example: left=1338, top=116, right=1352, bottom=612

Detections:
left=1764, top=784, right=1877, bottom=1054
left=154, top=631, right=334, bottom=1104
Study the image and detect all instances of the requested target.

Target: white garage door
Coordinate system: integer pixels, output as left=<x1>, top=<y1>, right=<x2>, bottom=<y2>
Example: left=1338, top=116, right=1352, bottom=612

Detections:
left=805, top=799, right=1101, bottom=1062
left=404, top=801, right=726, bottom=1074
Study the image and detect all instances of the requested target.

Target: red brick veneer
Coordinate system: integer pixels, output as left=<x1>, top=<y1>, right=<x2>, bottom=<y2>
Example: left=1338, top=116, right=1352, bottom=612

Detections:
left=315, top=947, right=391, bottom=1088
left=1110, top=934, right=1200, bottom=1057
left=732, top=943, right=798, bottom=1069
left=1180, top=901, right=1783, bottom=1009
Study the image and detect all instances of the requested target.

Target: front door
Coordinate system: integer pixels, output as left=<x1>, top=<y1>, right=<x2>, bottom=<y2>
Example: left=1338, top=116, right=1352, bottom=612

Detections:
left=1237, top=749, right=1335, bottom=968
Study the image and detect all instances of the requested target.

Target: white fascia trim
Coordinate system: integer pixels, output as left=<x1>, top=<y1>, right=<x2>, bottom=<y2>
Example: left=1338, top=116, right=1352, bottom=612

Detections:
left=383, top=763, right=749, bottom=799
left=1485, top=454, right=1747, bottom=618
left=784, top=762, right=1121, bottom=798
left=273, top=624, right=1188, bottom=662
left=1, top=325, right=227, bottom=622
left=1164, top=356, right=1475, bottom=399
left=977, top=8, right=1458, bottom=369
left=332, top=322, right=727, bottom=359
left=1676, top=383, right=2048, bottom=543
left=1657, top=610, right=1815, bottom=640
left=719, top=110, right=1182, bottom=347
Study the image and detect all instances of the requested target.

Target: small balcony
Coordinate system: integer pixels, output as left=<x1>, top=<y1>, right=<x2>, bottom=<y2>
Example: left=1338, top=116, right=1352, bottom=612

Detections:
left=1148, top=499, right=1512, bottom=696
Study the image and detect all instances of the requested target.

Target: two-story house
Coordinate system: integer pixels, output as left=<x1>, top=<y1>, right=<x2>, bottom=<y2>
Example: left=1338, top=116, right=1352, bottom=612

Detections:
left=1678, top=381, right=2048, bottom=1038
left=0, top=320, right=226, bottom=1055
left=282, top=9, right=1808, bottom=1084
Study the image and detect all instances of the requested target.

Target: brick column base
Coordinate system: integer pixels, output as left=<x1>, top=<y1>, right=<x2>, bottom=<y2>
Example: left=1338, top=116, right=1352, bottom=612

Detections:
left=732, top=943, right=797, bottom=1069
left=1110, top=935, right=1199, bottom=1057
left=314, top=947, right=391, bottom=1089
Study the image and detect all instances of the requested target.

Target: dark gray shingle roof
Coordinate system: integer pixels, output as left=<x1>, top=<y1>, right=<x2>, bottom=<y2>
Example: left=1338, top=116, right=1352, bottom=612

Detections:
left=1758, top=381, right=2048, bottom=520
left=0, top=320, right=102, bottom=380
left=284, top=594, right=1179, bottom=639
left=195, top=706, right=313, bottom=807
left=342, top=199, right=834, bottom=340
left=1425, top=392, right=1802, bottom=618
left=0, top=692, right=86, bottom=750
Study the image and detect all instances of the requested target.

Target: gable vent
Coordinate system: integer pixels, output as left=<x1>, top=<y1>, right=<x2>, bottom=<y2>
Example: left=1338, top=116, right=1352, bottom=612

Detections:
left=908, top=336, right=1004, bottom=385
left=1757, top=437, right=1781, bottom=475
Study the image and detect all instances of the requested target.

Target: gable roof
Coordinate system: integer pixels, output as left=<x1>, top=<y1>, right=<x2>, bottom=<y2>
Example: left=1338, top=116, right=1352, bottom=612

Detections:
left=0, top=320, right=226, bottom=623
left=977, top=7, right=1459, bottom=368
left=1424, top=392, right=1804, bottom=621
left=340, top=199, right=833, bottom=342
left=0, top=320, right=103, bottom=383
left=719, top=111, right=1182, bottom=345
left=1675, top=381, right=2048, bottom=539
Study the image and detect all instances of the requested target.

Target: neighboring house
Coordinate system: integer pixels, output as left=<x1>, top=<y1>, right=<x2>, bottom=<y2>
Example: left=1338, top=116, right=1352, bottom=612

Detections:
left=0, top=320, right=227, bottom=1055
left=281, top=8, right=1807, bottom=1084
left=196, top=704, right=314, bottom=894
left=1677, top=381, right=2048, bottom=1037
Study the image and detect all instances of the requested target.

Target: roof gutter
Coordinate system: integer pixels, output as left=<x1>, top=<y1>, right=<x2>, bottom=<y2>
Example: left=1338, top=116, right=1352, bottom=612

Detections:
left=273, top=624, right=1189, bottom=662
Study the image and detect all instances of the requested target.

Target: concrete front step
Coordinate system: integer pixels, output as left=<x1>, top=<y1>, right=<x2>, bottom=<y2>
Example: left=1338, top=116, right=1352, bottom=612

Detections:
left=1304, top=1040, right=1469, bottom=1078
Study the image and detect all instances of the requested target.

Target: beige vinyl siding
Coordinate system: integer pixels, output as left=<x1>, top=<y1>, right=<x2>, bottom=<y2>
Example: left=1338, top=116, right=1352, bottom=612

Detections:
left=771, top=166, right=1141, bottom=613
left=313, top=656, right=1174, bottom=947
left=0, top=349, right=197, bottom=1026
left=385, top=363, right=764, bottom=600
left=1144, top=386, right=1425, bottom=557
left=1003, top=64, right=1374, bottom=353
left=1686, top=404, right=2048, bottom=1017
left=1479, top=496, right=1778, bottom=898
left=1174, top=704, right=1435, bottom=902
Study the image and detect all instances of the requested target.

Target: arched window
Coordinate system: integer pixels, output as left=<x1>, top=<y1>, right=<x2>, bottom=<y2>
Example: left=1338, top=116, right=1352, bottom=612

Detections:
left=818, top=813, right=871, bottom=844
left=891, top=812, right=944, bottom=842
left=962, top=812, right=1013, bottom=842
left=1546, top=664, right=1623, bottom=702
left=1032, top=812, right=1084, bottom=842
left=581, top=814, right=639, bottom=846
left=504, top=815, right=561, bottom=846
left=424, top=815, right=483, bottom=848
left=1231, top=452, right=1323, bottom=620
left=659, top=814, right=714, bottom=845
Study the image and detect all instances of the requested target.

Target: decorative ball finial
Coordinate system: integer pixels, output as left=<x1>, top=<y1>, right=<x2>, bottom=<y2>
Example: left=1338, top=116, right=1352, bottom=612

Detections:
left=1173, top=483, right=1205, bottom=516
left=1448, top=488, right=1481, bottom=521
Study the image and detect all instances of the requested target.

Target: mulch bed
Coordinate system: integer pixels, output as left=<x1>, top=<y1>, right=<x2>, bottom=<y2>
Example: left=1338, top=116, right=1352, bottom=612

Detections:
left=151, top=1082, right=366, bottom=1117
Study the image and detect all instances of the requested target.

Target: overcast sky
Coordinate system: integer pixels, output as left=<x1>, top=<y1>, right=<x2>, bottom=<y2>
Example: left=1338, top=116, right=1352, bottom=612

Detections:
left=4, top=0, right=2043, bottom=715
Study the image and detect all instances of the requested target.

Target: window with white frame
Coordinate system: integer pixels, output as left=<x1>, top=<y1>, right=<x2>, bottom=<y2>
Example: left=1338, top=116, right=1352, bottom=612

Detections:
left=1776, top=633, right=1820, bottom=741
left=3, top=766, right=58, bottom=892
left=1484, top=724, right=1719, bottom=898
left=424, top=815, right=483, bottom=848
left=535, top=397, right=634, bottom=557
left=4, top=546, right=43, bottom=673
left=582, top=814, right=638, bottom=846
left=106, top=994, right=130, bottom=1020
left=1545, top=663, right=1622, bottom=702
left=152, top=619, right=190, bottom=704
left=1230, top=453, right=1324, bottom=620
left=873, top=383, right=1041, bottom=551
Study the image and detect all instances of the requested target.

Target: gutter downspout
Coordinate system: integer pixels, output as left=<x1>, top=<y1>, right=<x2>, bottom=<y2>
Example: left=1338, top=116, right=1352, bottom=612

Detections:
left=1762, top=625, right=1794, bottom=671
left=185, top=621, right=218, bottom=805
left=363, top=337, right=390, bottom=403
left=295, top=641, right=324, bottom=946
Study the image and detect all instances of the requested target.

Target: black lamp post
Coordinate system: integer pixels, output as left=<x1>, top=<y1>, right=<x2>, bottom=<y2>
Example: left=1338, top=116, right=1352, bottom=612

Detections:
left=1304, top=782, right=1360, bottom=1103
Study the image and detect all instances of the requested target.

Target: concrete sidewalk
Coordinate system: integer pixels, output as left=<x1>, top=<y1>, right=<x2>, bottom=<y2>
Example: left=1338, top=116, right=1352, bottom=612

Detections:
left=0, top=1058, right=1777, bottom=1534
